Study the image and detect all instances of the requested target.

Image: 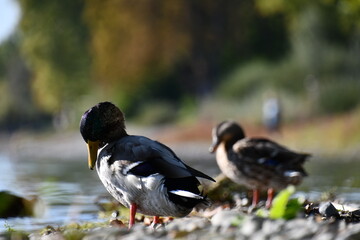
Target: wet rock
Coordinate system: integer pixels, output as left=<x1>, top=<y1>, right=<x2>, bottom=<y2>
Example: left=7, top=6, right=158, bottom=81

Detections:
left=0, top=191, right=41, bottom=218
left=351, top=209, right=360, bottom=217
left=319, top=202, right=340, bottom=218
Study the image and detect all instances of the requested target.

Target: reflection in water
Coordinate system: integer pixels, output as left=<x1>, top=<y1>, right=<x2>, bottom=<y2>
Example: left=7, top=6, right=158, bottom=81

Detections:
left=0, top=153, right=360, bottom=232
left=0, top=154, right=107, bottom=232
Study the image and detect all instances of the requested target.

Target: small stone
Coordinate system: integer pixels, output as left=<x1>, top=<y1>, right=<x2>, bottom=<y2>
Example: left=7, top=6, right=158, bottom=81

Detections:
left=167, top=230, right=189, bottom=239
left=83, top=227, right=129, bottom=240
left=111, top=210, right=120, bottom=218
left=240, top=216, right=263, bottom=237
left=337, top=223, right=360, bottom=240
left=285, top=227, right=315, bottom=239
left=351, top=209, right=360, bottom=217
left=211, top=209, right=243, bottom=230
left=110, top=219, right=126, bottom=228
left=262, top=219, right=285, bottom=235
left=247, top=231, right=267, bottom=240
left=319, top=202, right=340, bottom=218
left=40, top=231, right=65, bottom=240
left=284, top=218, right=308, bottom=230
left=313, top=232, right=335, bottom=240
left=166, top=217, right=210, bottom=232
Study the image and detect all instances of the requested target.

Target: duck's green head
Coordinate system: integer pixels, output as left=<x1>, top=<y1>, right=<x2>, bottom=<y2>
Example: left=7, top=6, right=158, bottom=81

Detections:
left=80, top=102, right=127, bottom=170
left=209, top=120, right=246, bottom=153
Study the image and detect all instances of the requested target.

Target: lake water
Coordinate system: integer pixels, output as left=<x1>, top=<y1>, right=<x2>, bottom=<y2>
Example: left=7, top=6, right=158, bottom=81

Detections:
left=1, top=152, right=360, bottom=233
left=0, top=154, right=106, bottom=232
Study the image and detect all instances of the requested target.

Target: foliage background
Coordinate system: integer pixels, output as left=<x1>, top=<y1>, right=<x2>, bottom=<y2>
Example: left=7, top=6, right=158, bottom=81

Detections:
left=0, top=0, right=359, bottom=131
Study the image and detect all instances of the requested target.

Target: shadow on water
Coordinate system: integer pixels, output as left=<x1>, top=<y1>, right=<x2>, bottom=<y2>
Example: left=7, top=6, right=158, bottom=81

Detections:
left=1, top=152, right=360, bottom=232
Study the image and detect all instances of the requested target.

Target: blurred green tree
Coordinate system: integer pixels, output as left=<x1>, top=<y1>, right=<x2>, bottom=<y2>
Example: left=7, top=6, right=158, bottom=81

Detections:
left=84, top=0, right=287, bottom=112
left=19, top=0, right=90, bottom=113
left=11, top=0, right=358, bottom=128
left=84, top=0, right=191, bottom=109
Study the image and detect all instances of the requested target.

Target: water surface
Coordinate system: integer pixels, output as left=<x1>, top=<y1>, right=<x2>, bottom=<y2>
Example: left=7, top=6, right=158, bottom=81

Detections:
left=0, top=154, right=106, bottom=232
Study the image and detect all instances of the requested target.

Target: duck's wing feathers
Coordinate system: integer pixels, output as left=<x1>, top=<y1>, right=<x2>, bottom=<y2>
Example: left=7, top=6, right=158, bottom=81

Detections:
left=110, top=136, right=214, bottom=181
left=233, top=137, right=310, bottom=167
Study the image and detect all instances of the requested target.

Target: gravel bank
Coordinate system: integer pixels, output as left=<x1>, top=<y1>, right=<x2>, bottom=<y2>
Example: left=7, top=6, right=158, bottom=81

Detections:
left=26, top=206, right=360, bottom=240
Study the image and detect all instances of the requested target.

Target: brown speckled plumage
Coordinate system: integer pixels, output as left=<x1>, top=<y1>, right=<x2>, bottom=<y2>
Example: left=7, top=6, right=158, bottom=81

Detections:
left=210, top=121, right=309, bottom=208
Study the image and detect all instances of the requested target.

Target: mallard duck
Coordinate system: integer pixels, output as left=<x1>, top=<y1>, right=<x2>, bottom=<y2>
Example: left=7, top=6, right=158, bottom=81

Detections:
left=209, top=121, right=309, bottom=208
left=80, top=102, right=214, bottom=228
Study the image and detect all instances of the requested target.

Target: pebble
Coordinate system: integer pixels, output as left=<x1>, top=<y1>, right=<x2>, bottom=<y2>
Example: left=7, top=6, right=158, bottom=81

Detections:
left=211, top=209, right=242, bottom=231
left=319, top=202, right=340, bottom=218
left=261, top=219, right=285, bottom=235
left=29, top=232, right=65, bottom=240
left=167, top=217, right=210, bottom=232
left=240, top=216, right=264, bottom=236
left=82, top=227, right=129, bottom=240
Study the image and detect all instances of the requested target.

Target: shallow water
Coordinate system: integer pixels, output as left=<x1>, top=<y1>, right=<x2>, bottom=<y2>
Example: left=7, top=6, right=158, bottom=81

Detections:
left=0, top=152, right=360, bottom=232
left=299, top=158, right=360, bottom=202
left=0, top=154, right=106, bottom=232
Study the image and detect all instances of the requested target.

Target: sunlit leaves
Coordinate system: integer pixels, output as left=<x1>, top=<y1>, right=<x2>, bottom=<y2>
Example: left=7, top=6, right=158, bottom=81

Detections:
left=269, top=186, right=304, bottom=220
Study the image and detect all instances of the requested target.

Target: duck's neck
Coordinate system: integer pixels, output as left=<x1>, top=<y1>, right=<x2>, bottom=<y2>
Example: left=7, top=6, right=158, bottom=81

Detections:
left=105, top=127, right=128, bottom=143
left=224, top=137, right=240, bottom=151
left=116, top=128, right=129, bottom=140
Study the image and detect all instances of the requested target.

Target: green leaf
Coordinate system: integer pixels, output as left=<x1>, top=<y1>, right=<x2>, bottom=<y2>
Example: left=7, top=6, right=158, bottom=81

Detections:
left=231, top=215, right=245, bottom=227
left=269, top=185, right=295, bottom=219
left=283, top=198, right=303, bottom=219
left=255, top=208, right=269, bottom=218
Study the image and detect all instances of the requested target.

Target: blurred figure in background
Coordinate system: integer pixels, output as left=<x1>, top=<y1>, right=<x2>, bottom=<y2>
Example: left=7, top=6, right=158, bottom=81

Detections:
left=262, top=95, right=282, bottom=135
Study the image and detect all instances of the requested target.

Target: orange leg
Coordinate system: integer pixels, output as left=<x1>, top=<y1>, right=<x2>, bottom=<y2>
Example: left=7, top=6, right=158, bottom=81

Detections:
left=153, top=216, right=160, bottom=225
left=252, top=189, right=259, bottom=207
left=266, top=188, right=275, bottom=209
left=129, top=203, right=137, bottom=229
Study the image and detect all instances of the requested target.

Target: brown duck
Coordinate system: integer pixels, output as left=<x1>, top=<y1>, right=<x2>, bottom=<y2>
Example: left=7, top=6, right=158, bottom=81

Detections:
left=209, top=121, right=309, bottom=208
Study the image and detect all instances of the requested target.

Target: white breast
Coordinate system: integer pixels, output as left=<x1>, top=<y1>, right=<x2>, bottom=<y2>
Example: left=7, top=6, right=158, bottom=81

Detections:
left=96, top=155, right=190, bottom=217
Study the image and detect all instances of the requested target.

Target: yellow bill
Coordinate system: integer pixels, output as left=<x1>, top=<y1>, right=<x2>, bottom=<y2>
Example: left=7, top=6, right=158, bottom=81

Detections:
left=87, top=140, right=100, bottom=170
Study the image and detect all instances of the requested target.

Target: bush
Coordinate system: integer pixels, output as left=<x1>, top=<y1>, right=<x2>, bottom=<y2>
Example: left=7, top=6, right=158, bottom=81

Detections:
left=217, top=60, right=272, bottom=100
left=133, top=101, right=178, bottom=125
left=317, top=79, right=360, bottom=114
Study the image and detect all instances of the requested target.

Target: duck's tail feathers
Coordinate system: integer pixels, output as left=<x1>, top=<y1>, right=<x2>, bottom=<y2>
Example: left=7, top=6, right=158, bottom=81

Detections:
left=169, top=190, right=204, bottom=199
left=184, top=164, right=216, bottom=182
left=168, top=189, right=212, bottom=209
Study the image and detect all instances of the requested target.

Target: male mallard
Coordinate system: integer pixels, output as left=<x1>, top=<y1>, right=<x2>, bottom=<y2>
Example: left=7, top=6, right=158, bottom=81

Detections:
left=209, top=121, right=309, bottom=208
left=80, top=102, right=214, bottom=228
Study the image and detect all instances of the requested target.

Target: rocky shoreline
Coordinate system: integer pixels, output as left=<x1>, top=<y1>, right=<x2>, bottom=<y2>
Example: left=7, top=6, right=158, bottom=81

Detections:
left=25, top=205, right=360, bottom=240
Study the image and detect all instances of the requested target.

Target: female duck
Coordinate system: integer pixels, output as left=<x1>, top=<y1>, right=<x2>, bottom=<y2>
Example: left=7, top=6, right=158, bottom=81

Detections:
left=209, top=121, right=309, bottom=208
left=80, top=102, right=214, bottom=228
